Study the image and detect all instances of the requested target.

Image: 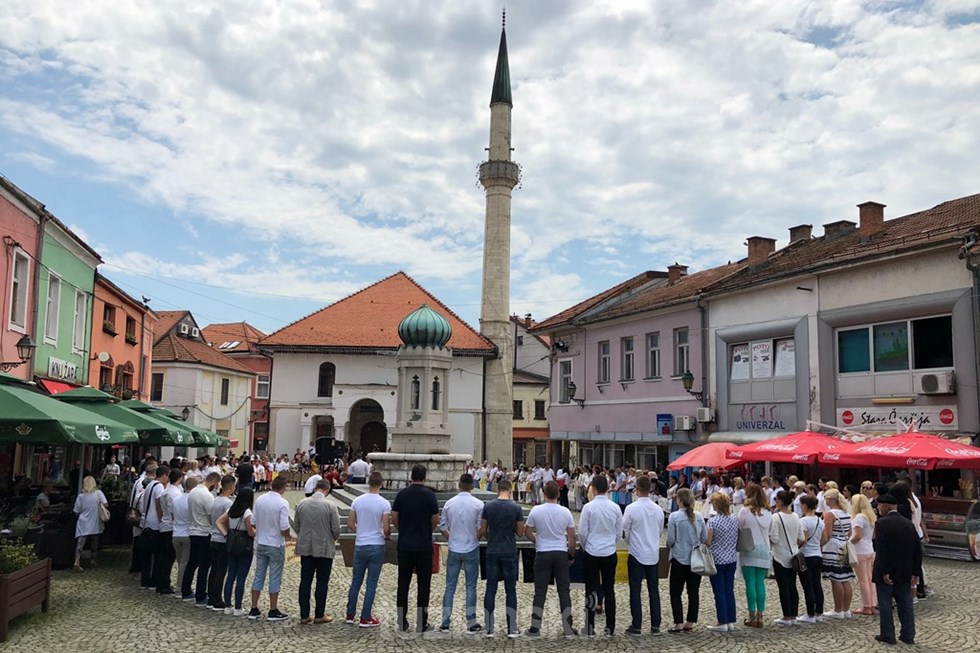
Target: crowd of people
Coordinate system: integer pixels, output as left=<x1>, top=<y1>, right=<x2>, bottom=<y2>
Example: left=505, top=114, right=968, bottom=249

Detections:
left=70, top=453, right=932, bottom=644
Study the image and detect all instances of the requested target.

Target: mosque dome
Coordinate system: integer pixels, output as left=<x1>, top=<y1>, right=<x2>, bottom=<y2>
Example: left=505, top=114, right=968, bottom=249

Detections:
left=398, top=304, right=452, bottom=348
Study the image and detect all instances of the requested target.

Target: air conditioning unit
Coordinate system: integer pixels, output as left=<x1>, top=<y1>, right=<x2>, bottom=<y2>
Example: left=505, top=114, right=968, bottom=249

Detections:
left=178, top=323, right=189, bottom=335
left=191, top=327, right=200, bottom=338
left=674, top=415, right=695, bottom=431
left=696, top=407, right=715, bottom=423
left=914, top=371, right=955, bottom=395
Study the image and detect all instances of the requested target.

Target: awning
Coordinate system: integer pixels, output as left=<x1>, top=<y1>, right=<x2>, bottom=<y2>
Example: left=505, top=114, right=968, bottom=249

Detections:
left=226, top=438, right=240, bottom=449
left=706, top=431, right=793, bottom=446
left=37, top=378, right=79, bottom=395
left=513, top=428, right=549, bottom=440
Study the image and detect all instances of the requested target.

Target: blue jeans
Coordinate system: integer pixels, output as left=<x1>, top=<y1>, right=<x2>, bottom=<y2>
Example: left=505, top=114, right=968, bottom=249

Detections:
left=708, top=562, right=737, bottom=624
left=251, top=544, right=285, bottom=594
left=876, top=581, right=915, bottom=642
left=484, top=552, right=519, bottom=634
left=441, top=547, right=480, bottom=628
left=346, top=544, right=385, bottom=620
left=224, top=552, right=252, bottom=609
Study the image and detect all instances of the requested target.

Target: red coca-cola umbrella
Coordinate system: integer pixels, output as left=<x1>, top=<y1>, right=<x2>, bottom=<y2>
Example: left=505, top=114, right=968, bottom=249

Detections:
left=819, top=431, right=980, bottom=470
left=667, top=442, right=739, bottom=471
left=727, top=430, right=851, bottom=464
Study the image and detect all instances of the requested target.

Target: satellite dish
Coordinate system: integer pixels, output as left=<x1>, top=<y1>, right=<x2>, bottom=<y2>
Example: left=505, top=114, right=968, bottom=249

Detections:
left=97, top=352, right=111, bottom=363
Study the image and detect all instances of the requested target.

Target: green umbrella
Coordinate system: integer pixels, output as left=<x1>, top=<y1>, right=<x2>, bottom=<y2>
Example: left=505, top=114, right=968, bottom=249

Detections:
left=142, top=411, right=222, bottom=448
left=55, top=387, right=194, bottom=447
left=0, top=373, right=138, bottom=445
left=118, top=399, right=183, bottom=420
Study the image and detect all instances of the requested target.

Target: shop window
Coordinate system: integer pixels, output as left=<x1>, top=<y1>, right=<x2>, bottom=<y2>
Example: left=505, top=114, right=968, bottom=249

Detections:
left=317, top=362, right=336, bottom=397
left=912, top=316, right=954, bottom=369
left=597, top=340, right=610, bottom=384
left=836, top=316, right=953, bottom=375
left=874, top=322, right=909, bottom=372
left=838, top=328, right=870, bottom=373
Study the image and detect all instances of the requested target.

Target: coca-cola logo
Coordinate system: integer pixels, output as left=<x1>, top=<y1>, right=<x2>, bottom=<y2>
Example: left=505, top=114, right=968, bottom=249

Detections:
left=944, top=447, right=980, bottom=457
left=791, top=454, right=810, bottom=462
left=759, top=443, right=800, bottom=452
left=905, top=458, right=929, bottom=468
left=841, top=410, right=854, bottom=426
left=729, top=451, right=744, bottom=458
left=939, top=409, right=955, bottom=425
left=858, top=444, right=912, bottom=455
left=823, top=453, right=841, bottom=461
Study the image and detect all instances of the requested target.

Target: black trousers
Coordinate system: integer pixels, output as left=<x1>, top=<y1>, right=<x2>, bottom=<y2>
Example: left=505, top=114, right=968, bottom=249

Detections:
left=584, top=551, right=617, bottom=634
left=627, top=554, right=661, bottom=631
left=668, top=559, right=701, bottom=625
left=397, top=549, right=433, bottom=630
left=153, top=531, right=175, bottom=591
left=798, top=556, right=825, bottom=616
left=773, top=560, right=800, bottom=617
left=129, top=533, right=143, bottom=574
left=207, top=541, right=229, bottom=607
left=139, top=528, right=159, bottom=588
left=182, top=535, right=211, bottom=601
left=299, top=556, right=335, bottom=619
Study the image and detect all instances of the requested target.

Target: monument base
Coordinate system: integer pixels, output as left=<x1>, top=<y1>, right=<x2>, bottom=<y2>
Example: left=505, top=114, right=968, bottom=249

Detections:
left=367, top=452, right=472, bottom=492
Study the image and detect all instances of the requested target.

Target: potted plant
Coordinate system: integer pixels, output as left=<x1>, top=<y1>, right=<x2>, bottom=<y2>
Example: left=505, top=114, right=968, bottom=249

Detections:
left=102, top=320, right=116, bottom=335
left=0, top=538, right=50, bottom=642
left=125, top=331, right=137, bottom=344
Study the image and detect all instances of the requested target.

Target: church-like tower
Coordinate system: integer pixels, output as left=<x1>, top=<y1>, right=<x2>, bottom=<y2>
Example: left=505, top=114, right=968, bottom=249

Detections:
left=479, top=15, right=519, bottom=467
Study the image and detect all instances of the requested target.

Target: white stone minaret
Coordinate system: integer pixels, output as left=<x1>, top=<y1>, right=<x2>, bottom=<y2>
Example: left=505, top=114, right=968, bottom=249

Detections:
left=479, top=13, right=518, bottom=467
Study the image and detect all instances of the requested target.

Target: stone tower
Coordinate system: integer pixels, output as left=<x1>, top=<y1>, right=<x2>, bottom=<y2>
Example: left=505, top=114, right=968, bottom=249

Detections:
left=479, top=15, right=518, bottom=467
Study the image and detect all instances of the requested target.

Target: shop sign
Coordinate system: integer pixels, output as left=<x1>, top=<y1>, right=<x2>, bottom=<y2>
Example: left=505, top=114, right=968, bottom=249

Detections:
left=735, top=404, right=786, bottom=430
left=837, top=406, right=958, bottom=431
left=47, top=356, right=79, bottom=383
left=656, top=414, right=672, bottom=437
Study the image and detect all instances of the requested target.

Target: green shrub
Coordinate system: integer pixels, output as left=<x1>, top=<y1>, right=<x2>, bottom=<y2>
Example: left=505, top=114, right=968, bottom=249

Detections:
left=0, top=538, right=37, bottom=574
left=7, top=516, right=32, bottom=537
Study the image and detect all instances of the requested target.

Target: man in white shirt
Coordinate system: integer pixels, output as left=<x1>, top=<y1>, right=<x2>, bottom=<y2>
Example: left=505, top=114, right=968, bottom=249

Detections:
left=438, top=473, right=485, bottom=634
left=171, top=476, right=194, bottom=596
left=525, top=481, right=577, bottom=638
left=304, top=472, right=323, bottom=497
left=579, top=474, right=624, bottom=637
left=249, top=475, right=292, bottom=621
left=154, top=467, right=182, bottom=594
left=140, top=465, right=169, bottom=590
left=347, top=454, right=370, bottom=484
left=345, top=471, right=391, bottom=628
left=622, top=475, right=665, bottom=635
left=129, top=461, right=156, bottom=575
left=207, top=475, right=237, bottom=611
left=182, top=472, right=218, bottom=605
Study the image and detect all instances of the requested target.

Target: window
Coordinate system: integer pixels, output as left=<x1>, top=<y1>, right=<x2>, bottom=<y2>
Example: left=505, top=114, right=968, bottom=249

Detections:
left=730, top=339, right=791, bottom=380
left=558, top=360, right=572, bottom=403
left=673, top=327, right=689, bottom=376
left=431, top=376, right=441, bottom=411
left=913, top=316, right=953, bottom=369
left=645, top=332, right=660, bottom=378
left=150, top=373, right=164, bottom=402
left=317, top=362, right=336, bottom=397
left=874, top=322, right=908, bottom=372
left=534, top=399, right=546, bottom=420
left=44, top=275, right=61, bottom=343
left=838, top=328, right=870, bottom=373
left=410, top=375, right=420, bottom=410
left=98, top=365, right=112, bottom=391
left=8, top=251, right=29, bottom=330
left=125, top=316, right=137, bottom=343
left=102, top=303, right=116, bottom=334
left=620, top=337, right=634, bottom=381
left=220, top=378, right=230, bottom=405
left=256, top=373, right=270, bottom=399
left=837, top=316, right=953, bottom=374
left=72, top=291, right=87, bottom=352
left=516, top=335, right=524, bottom=346
left=597, top=340, right=610, bottom=383
left=513, top=400, right=524, bottom=419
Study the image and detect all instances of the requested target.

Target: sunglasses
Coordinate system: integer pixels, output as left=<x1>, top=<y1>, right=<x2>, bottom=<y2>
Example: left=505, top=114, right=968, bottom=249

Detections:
left=861, top=486, right=873, bottom=490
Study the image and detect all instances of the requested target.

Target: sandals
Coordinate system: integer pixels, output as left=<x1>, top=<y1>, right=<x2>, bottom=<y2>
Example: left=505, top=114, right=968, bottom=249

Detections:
left=668, top=626, right=685, bottom=633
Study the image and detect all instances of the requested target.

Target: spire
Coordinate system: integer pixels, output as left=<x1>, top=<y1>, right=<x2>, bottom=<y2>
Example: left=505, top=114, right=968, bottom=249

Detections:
left=490, top=10, right=512, bottom=107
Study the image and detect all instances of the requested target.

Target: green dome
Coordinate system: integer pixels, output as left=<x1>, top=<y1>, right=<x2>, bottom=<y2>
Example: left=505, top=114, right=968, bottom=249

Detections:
left=398, top=304, right=452, bottom=348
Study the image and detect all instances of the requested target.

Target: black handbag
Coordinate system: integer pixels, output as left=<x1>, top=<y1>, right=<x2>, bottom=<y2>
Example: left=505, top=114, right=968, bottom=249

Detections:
left=226, top=516, right=253, bottom=557
left=779, top=513, right=807, bottom=572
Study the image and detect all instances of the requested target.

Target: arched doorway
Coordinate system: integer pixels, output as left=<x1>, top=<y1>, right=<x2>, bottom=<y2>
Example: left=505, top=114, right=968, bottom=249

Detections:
left=348, top=399, right=387, bottom=454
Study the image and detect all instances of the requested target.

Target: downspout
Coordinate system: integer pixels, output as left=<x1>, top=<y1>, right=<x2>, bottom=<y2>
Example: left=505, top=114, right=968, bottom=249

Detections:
left=958, top=234, right=980, bottom=445
left=696, top=294, right=708, bottom=408
left=137, top=302, right=147, bottom=399
left=30, top=212, right=47, bottom=378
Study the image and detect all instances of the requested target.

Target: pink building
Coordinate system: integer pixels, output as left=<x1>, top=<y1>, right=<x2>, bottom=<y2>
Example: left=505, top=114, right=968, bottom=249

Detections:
left=0, top=176, right=42, bottom=380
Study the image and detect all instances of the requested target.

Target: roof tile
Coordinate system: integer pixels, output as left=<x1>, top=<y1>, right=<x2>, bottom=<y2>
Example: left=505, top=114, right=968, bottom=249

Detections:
left=532, top=271, right=667, bottom=331
left=202, top=322, right=267, bottom=353
left=152, top=333, right=255, bottom=374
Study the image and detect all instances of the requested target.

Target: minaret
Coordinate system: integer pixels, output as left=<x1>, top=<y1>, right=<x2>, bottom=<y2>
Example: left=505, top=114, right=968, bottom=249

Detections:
left=479, top=12, right=519, bottom=467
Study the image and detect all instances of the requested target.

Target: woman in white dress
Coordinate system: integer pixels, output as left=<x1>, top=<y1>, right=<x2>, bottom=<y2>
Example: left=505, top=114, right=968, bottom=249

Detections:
left=73, top=475, right=108, bottom=572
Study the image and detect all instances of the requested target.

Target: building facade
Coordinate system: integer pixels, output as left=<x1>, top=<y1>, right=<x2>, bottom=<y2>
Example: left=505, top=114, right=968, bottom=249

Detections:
left=511, top=315, right=552, bottom=466
left=89, top=274, right=157, bottom=400
left=0, top=176, right=41, bottom=381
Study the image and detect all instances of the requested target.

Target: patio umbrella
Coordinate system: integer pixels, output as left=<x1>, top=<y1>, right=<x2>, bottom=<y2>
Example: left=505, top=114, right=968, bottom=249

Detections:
left=667, top=442, right=739, bottom=471
left=727, top=430, right=850, bottom=464
left=0, top=373, right=138, bottom=445
left=819, top=431, right=980, bottom=470
left=118, top=399, right=184, bottom=420
left=141, top=411, right=223, bottom=448
left=55, top=387, right=195, bottom=447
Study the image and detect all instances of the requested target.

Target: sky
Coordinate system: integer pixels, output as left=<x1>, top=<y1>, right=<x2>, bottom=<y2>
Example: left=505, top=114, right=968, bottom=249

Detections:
left=2, top=0, right=979, bottom=336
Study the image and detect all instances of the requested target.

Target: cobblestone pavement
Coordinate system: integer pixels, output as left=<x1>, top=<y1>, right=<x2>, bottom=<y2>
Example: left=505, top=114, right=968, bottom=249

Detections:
left=5, top=497, right=978, bottom=652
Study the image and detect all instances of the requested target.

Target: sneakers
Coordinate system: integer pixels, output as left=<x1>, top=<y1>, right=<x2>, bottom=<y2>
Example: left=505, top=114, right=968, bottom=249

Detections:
left=796, top=615, right=816, bottom=624
left=345, top=614, right=356, bottom=625
left=359, top=616, right=380, bottom=628
left=507, top=630, right=520, bottom=639
left=439, top=625, right=451, bottom=634
left=625, top=626, right=643, bottom=636
left=773, top=618, right=796, bottom=626
left=823, top=610, right=846, bottom=619
left=224, top=607, right=234, bottom=616
left=843, top=610, right=853, bottom=618
left=234, top=608, right=247, bottom=617
left=182, top=595, right=195, bottom=602
left=707, top=624, right=729, bottom=632
left=563, top=628, right=579, bottom=639
left=485, top=630, right=495, bottom=639
left=466, top=624, right=484, bottom=635
left=524, top=627, right=541, bottom=638
left=247, top=608, right=262, bottom=620
left=195, top=601, right=209, bottom=609
left=419, top=624, right=435, bottom=634
left=267, top=609, right=289, bottom=622
left=211, top=601, right=226, bottom=611
left=727, top=624, right=735, bottom=631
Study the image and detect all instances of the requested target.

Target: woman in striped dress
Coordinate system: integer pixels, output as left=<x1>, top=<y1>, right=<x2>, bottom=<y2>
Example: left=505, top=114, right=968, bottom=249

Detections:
left=820, top=489, right=855, bottom=618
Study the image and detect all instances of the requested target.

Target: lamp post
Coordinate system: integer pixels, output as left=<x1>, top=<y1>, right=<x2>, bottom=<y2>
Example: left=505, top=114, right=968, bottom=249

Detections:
left=0, top=335, right=36, bottom=373
left=567, top=380, right=585, bottom=409
left=681, top=369, right=705, bottom=403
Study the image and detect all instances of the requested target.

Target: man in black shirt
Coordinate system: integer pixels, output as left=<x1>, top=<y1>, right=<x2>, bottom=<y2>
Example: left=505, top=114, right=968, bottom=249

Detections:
left=392, top=464, right=439, bottom=633
left=235, top=455, right=254, bottom=490
left=478, top=479, right=524, bottom=638
left=873, top=494, right=922, bottom=645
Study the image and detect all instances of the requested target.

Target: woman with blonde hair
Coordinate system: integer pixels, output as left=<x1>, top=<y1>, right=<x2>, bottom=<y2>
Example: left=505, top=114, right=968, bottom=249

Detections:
left=737, top=484, right=773, bottom=628
left=731, top=477, right=746, bottom=508
left=705, top=492, right=739, bottom=632
left=849, top=493, right=877, bottom=615
left=666, top=488, right=707, bottom=632
left=72, top=475, right=108, bottom=572
left=821, top=488, right=854, bottom=617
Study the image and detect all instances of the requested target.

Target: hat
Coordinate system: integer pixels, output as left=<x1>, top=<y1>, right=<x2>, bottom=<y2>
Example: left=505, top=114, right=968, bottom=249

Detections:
left=877, top=493, right=898, bottom=505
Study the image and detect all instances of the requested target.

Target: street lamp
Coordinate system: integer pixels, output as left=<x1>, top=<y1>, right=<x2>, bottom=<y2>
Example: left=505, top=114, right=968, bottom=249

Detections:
left=681, top=370, right=705, bottom=403
left=567, top=380, right=585, bottom=409
left=181, top=406, right=191, bottom=421
left=0, top=335, right=35, bottom=373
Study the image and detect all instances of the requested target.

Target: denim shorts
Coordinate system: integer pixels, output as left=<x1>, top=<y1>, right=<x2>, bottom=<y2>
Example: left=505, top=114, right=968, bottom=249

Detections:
left=251, top=544, right=286, bottom=594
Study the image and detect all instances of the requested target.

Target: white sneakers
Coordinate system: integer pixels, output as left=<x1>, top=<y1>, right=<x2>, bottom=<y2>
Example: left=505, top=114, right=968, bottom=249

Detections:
left=707, top=625, right=729, bottom=632
left=774, top=618, right=796, bottom=626
left=822, top=610, right=847, bottom=619
left=796, top=615, right=817, bottom=624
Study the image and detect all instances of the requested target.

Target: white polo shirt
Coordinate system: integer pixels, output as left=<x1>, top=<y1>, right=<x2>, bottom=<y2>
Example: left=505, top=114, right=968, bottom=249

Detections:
left=253, top=490, right=291, bottom=548
left=623, top=496, right=665, bottom=565
left=578, top=495, right=623, bottom=557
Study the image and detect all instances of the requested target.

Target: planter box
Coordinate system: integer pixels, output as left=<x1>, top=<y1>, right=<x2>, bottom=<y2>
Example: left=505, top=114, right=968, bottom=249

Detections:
left=0, top=558, right=51, bottom=642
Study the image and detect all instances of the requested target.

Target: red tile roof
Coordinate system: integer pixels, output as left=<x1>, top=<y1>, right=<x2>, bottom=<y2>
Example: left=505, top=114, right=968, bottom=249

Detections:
left=202, top=322, right=267, bottom=353
left=152, top=333, right=255, bottom=374
left=153, top=310, right=190, bottom=345
left=260, top=272, right=495, bottom=355
left=513, top=370, right=549, bottom=384
left=531, top=271, right=668, bottom=331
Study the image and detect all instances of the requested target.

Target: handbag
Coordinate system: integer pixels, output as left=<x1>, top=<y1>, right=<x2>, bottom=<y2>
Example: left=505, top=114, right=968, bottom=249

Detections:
left=690, top=520, right=717, bottom=576
left=736, top=526, right=755, bottom=553
left=98, top=501, right=111, bottom=523
left=226, top=516, right=254, bottom=557
left=844, top=540, right=859, bottom=568
left=778, top=513, right=807, bottom=573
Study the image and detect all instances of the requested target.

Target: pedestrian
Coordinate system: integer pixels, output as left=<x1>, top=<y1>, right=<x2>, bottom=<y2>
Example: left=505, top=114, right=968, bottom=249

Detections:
left=872, top=493, right=921, bottom=645
left=154, top=467, right=182, bottom=594
left=235, top=454, right=254, bottom=491
left=524, top=480, right=577, bottom=638
left=303, top=470, right=323, bottom=498
left=737, top=483, right=772, bottom=628
left=796, top=494, right=826, bottom=623
left=215, top=487, right=255, bottom=616
left=347, top=453, right=370, bottom=485
left=392, top=464, right=440, bottom=633
left=294, top=479, right=341, bottom=625
left=849, top=493, right=877, bottom=615
left=438, top=473, right=485, bottom=635
left=171, top=475, right=195, bottom=593
left=139, top=466, right=169, bottom=590
left=705, top=491, right=738, bottom=632
left=248, top=475, right=291, bottom=621
left=666, top=487, right=706, bottom=633
left=72, top=476, right=108, bottom=572
left=183, top=471, right=217, bottom=606
left=820, top=488, right=855, bottom=618
left=128, top=462, right=156, bottom=575
left=622, top=474, right=664, bottom=636
left=478, top=479, right=524, bottom=638
left=345, top=471, right=391, bottom=628
left=207, top=475, right=237, bottom=610
left=578, top=474, right=622, bottom=637
left=770, top=489, right=805, bottom=626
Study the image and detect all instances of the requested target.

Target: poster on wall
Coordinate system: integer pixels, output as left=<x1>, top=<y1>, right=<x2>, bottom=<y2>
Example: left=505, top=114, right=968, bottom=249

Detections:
left=730, top=344, right=750, bottom=380
left=751, top=342, right=772, bottom=379
left=656, top=414, right=673, bottom=437
left=774, top=339, right=796, bottom=377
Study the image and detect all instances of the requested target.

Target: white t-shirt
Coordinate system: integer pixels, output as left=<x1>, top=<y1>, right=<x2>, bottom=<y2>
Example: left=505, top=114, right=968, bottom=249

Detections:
left=252, top=491, right=291, bottom=548
left=187, top=485, right=215, bottom=537
left=623, top=496, right=665, bottom=565
left=210, top=496, right=234, bottom=543
left=350, top=492, right=391, bottom=546
left=160, top=484, right=181, bottom=533
left=526, top=502, right=574, bottom=553
left=304, top=474, right=322, bottom=493
left=348, top=459, right=370, bottom=479
left=141, top=481, right=165, bottom=530
left=852, top=513, right=875, bottom=555
left=172, top=492, right=191, bottom=538
left=541, top=468, right=556, bottom=483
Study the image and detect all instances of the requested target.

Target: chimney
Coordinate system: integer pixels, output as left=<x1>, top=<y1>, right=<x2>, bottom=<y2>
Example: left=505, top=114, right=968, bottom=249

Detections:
left=524, top=313, right=533, bottom=328
left=789, top=224, right=812, bottom=244
left=858, top=201, right=886, bottom=240
left=667, top=263, right=689, bottom=285
left=823, top=220, right=856, bottom=238
left=746, top=236, right=776, bottom=266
